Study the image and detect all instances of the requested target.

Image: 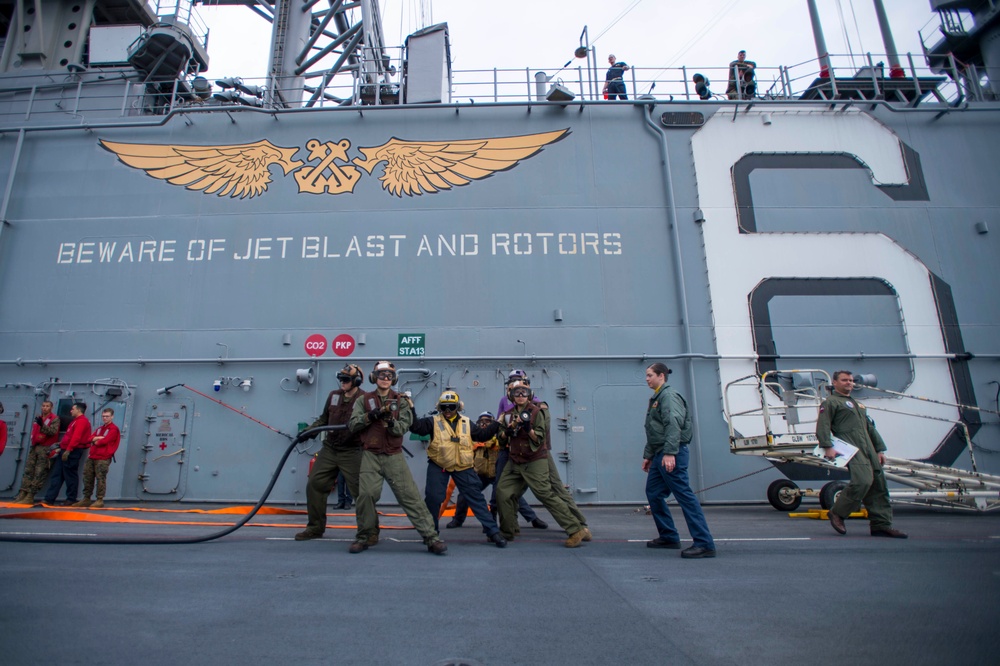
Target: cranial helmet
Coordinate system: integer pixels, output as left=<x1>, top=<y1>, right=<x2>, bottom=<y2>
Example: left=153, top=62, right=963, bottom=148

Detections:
left=478, top=411, right=495, bottom=421
left=507, top=380, right=532, bottom=401
left=337, top=364, right=364, bottom=387
left=506, top=369, right=527, bottom=384
left=438, top=390, right=461, bottom=411
left=369, top=360, right=397, bottom=385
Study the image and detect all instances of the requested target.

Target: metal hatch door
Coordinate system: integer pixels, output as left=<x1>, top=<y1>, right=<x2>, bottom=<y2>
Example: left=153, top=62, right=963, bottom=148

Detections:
left=0, top=393, right=30, bottom=494
left=139, top=397, right=193, bottom=497
left=96, top=398, right=131, bottom=501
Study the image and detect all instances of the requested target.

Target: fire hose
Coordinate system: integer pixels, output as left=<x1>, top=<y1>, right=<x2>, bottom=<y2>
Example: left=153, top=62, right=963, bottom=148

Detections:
left=0, top=384, right=344, bottom=544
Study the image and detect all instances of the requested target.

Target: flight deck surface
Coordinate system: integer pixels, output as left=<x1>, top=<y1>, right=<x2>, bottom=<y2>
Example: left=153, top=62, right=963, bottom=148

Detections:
left=3, top=502, right=997, bottom=665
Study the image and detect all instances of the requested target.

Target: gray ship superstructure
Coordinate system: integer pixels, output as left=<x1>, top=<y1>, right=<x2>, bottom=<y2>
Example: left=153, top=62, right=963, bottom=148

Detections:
left=0, top=0, right=998, bottom=507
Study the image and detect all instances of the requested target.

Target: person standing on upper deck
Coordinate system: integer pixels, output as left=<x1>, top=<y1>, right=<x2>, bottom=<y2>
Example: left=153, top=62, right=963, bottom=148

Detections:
left=726, top=50, right=756, bottom=99
left=818, top=370, right=907, bottom=539
left=603, top=54, right=630, bottom=100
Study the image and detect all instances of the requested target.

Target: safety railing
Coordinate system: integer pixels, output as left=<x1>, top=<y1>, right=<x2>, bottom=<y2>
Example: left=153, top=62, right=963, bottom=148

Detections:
left=151, top=0, right=209, bottom=50
left=0, top=49, right=989, bottom=129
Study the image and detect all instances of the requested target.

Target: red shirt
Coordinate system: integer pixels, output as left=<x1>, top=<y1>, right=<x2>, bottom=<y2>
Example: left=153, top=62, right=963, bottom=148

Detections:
left=0, top=421, right=7, bottom=456
left=61, top=415, right=93, bottom=453
left=31, top=413, right=60, bottom=446
left=89, top=422, right=121, bottom=460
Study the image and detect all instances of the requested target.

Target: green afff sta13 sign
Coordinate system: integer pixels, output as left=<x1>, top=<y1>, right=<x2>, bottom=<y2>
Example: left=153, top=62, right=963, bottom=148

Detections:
left=398, top=333, right=425, bottom=356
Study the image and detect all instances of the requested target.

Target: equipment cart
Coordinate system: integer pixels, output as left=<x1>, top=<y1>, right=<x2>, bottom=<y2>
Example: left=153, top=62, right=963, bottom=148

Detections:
left=723, top=370, right=1000, bottom=512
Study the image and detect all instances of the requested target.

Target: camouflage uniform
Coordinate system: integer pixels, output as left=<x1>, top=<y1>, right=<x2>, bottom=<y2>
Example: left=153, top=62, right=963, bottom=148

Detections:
left=16, top=413, right=60, bottom=502
left=78, top=419, right=120, bottom=505
left=82, top=459, right=112, bottom=501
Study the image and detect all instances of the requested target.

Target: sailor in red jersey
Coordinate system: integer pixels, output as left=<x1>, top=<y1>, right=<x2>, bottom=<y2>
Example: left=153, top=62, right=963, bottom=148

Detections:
left=74, top=408, right=121, bottom=508
left=13, top=400, right=61, bottom=505
left=0, top=402, right=7, bottom=457
left=44, top=402, right=92, bottom=505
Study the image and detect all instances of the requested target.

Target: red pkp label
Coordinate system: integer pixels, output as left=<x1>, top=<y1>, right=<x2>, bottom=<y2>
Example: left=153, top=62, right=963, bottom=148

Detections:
left=332, top=334, right=355, bottom=357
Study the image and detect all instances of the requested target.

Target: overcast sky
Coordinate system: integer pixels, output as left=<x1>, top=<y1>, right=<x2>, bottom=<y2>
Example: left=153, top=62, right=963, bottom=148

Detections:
left=199, top=0, right=939, bottom=93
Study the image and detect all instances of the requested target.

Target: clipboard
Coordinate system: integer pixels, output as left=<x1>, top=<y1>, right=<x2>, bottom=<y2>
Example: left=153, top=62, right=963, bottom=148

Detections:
left=812, top=436, right=859, bottom=468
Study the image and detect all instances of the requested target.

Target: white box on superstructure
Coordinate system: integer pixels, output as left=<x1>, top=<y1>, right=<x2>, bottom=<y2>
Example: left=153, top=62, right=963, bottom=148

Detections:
left=89, top=25, right=144, bottom=66
left=403, top=23, right=451, bottom=104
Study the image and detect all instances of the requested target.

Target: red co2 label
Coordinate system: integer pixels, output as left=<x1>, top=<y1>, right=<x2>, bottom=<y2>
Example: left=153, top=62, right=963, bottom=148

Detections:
left=332, top=334, right=356, bottom=357
left=304, top=334, right=327, bottom=357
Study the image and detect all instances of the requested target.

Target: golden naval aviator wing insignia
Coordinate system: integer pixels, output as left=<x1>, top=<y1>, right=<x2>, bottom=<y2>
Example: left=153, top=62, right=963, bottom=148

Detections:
left=99, top=139, right=303, bottom=199
left=354, top=129, right=569, bottom=197
left=99, top=129, right=569, bottom=199
left=352, top=129, right=570, bottom=197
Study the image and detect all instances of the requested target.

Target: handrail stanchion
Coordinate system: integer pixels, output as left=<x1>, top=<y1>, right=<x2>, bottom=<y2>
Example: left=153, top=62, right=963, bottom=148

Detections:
left=948, top=53, right=960, bottom=99
left=25, top=85, right=37, bottom=120
left=120, top=79, right=131, bottom=117
left=907, top=53, right=922, bottom=104
left=169, top=79, right=179, bottom=113
left=967, top=63, right=982, bottom=101
left=73, top=78, right=84, bottom=115
left=867, top=52, right=880, bottom=99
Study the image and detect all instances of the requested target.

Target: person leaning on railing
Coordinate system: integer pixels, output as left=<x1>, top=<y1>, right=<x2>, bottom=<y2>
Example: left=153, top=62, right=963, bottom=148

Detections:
left=603, top=54, right=630, bottom=100
left=726, top=50, right=756, bottom=100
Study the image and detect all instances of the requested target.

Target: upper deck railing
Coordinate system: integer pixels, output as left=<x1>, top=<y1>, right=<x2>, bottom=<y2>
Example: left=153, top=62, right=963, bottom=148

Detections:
left=149, top=0, right=210, bottom=50
left=0, top=48, right=992, bottom=130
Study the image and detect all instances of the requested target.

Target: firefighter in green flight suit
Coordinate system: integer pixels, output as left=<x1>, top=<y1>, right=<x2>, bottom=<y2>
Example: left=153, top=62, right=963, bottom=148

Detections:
left=817, top=370, right=907, bottom=538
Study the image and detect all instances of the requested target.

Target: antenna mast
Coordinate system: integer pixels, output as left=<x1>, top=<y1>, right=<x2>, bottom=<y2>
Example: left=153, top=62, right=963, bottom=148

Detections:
left=204, top=0, right=394, bottom=108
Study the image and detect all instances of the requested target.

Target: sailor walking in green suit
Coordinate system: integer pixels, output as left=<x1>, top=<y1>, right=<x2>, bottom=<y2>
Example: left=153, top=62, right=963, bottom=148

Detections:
left=818, top=371, right=908, bottom=538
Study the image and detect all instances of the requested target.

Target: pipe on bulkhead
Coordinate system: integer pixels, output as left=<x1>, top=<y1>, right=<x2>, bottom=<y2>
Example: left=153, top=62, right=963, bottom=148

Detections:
left=0, top=129, right=26, bottom=251
left=640, top=103, right=707, bottom=492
